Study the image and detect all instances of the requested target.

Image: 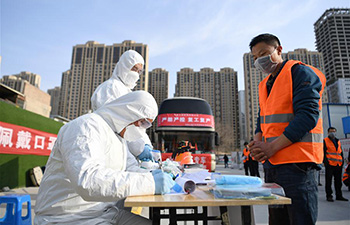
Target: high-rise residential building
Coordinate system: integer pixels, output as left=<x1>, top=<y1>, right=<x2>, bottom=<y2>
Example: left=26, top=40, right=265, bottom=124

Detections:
left=148, top=68, right=169, bottom=143
left=328, top=78, right=350, bottom=103
left=238, top=90, right=246, bottom=148
left=0, top=71, right=41, bottom=92
left=148, top=68, right=169, bottom=106
left=175, top=67, right=240, bottom=151
left=47, top=86, right=61, bottom=116
left=285, top=49, right=328, bottom=103
left=61, top=40, right=149, bottom=120
left=244, top=48, right=328, bottom=141
left=243, top=53, right=266, bottom=143
left=58, top=70, right=71, bottom=118
left=314, top=8, right=350, bottom=85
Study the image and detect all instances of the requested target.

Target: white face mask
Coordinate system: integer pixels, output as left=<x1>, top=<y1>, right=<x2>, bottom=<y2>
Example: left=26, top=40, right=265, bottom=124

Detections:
left=124, top=71, right=140, bottom=89
left=123, top=124, right=146, bottom=141
left=254, top=49, right=278, bottom=74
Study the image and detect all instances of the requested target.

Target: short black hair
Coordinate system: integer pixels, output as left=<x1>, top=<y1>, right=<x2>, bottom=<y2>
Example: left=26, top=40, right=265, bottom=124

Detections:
left=328, top=127, right=337, bottom=132
left=244, top=142, right=248, bottom=146
left=249, top=33, right=281, bottom=50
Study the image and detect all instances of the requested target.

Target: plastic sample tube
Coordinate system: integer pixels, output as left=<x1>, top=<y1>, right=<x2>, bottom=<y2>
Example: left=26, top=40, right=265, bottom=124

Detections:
left=173, top=177, right=196, bottom=194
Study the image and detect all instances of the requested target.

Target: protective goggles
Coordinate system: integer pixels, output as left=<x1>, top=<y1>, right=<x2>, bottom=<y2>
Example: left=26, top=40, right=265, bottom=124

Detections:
left=137, top=119, right=152, bottom=129
left=131, top=66, right=144, bottom=75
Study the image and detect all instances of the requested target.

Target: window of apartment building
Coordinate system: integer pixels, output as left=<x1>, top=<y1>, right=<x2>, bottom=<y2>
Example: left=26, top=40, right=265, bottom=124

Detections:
left=113, top=47, right=120, bottom=63
left=75, top=48, right=83, bottom=64
left=97, top=47, right=104, bottom=63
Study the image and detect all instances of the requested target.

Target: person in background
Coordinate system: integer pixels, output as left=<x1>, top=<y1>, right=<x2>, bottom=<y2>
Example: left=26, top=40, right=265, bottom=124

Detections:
left=224, top=154, right=229, bottom=168
left=91, top=50, right=154, bottom=162
left=250, top=156, right=260, bottom=177
left=34, top=91, right=175, bottom=225
left=343, top=162, right=350, bottom=191
left=242, top=142, right=251, bottom=176
left=248, top=139, right=260, bottom=177
left=248, top=33, right=326, bottom=225
left=323, top=127, right=348, bottom=201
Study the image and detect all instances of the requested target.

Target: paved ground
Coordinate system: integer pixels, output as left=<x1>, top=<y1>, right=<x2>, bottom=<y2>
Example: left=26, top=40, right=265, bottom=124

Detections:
left=1, top=164, right=349, bottom=225
left=221, top=164, right=350, bottom=225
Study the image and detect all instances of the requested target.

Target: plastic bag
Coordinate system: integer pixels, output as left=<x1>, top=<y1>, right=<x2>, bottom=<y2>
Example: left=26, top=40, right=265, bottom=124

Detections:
left=212, top=185, right=272, bottom=199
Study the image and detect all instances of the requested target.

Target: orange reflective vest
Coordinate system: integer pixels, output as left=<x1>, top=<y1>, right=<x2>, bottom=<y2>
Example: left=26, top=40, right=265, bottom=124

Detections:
left=258, top=60, right=326, bottom=165
left=243, top=148, right=250, bottom=163
left=324, top=137, right=343, bottom=166
left=343, top=164, right=349, bottom=183
left=343, top=171, right=349, bottom=182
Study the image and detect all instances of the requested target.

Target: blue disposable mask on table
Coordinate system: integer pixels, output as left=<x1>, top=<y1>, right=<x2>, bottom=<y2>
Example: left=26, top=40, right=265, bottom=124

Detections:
left=215, top=175, right=262, bottom=186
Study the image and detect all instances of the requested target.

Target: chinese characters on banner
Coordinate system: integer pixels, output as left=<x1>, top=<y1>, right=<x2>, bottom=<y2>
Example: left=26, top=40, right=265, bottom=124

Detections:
left=158, top=113, right=214, bottom=128
left=0, top=121, right=57, bottom=156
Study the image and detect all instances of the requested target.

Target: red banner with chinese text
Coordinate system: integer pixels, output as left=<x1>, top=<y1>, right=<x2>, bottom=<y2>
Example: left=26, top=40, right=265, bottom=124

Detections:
left=157, top=113, right=214, bottom=128
left=0, top=121, right=57, bottom=156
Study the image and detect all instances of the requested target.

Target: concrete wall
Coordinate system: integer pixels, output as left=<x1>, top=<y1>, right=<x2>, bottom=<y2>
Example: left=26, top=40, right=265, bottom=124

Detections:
left=23, top=81, right=51, bottom=117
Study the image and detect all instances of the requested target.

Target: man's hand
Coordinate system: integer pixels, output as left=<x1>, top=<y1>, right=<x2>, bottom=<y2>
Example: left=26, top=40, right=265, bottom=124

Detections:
left=249, top=134, right=293, bottom=162
left=249, top=141, right=276, bottom=162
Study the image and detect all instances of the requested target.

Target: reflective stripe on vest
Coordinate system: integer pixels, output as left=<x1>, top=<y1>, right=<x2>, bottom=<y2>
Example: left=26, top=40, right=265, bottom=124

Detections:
left=263, top=133, right=324, bottom=143
left=324, top=137, right=342, bottom=166
left=260, top=113, right=294, bottom=124
left=258, top=60, right=326, bottom=165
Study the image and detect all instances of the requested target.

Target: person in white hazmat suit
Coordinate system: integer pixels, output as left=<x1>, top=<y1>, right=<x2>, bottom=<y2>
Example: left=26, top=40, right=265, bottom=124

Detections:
left=91, top=50, right=154, bottom=161
left=34, top=91, right=175, bottom=225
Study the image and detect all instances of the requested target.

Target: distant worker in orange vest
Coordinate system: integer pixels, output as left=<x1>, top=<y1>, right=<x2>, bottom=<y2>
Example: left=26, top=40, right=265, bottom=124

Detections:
left=248, top=33, right=326, bottom=225
left=243, top=140, right=260, bottom=177
left=242, top=142, right=251, bottom=176
left=248, top=139, right=261, bottom=177
left=323, top=127, right=348, bottom=202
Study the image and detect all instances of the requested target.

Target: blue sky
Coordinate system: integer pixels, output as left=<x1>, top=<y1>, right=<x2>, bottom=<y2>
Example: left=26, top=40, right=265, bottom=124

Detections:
left=1, top=0, right=350, bottom=97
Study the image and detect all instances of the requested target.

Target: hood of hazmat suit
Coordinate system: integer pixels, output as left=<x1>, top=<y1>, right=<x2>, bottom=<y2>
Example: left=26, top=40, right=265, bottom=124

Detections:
left=34, top=91, right=157, bottom=225
left=91, top=49, right=144, bottom=112
left=90, top=50, right=151, bottom=157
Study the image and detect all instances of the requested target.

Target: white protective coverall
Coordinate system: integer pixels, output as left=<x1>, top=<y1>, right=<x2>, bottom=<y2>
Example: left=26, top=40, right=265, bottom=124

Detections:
left=34, top=91, right=157, bottom=225
left=90, top=50, right=151, bottom=157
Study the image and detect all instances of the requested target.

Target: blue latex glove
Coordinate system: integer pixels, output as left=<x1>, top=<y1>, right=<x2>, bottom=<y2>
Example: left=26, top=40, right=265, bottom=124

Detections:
left=138, top=144, right=153, bottom=161
left=152, top=170, right=176, bottom=195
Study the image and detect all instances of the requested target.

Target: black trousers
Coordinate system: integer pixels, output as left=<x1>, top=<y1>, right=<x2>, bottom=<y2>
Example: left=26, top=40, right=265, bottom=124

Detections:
left=250, top=160, right=260, bottom=177
left=325, top=165, right=343, bottom=198
left=243, top=162, right=250, bottom=175
left=265, top=164, right=318, bottom=225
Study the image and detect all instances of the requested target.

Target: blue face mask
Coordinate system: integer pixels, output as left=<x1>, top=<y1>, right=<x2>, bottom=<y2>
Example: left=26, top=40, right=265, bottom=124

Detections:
left=254, top=49, right=278, bottom=74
